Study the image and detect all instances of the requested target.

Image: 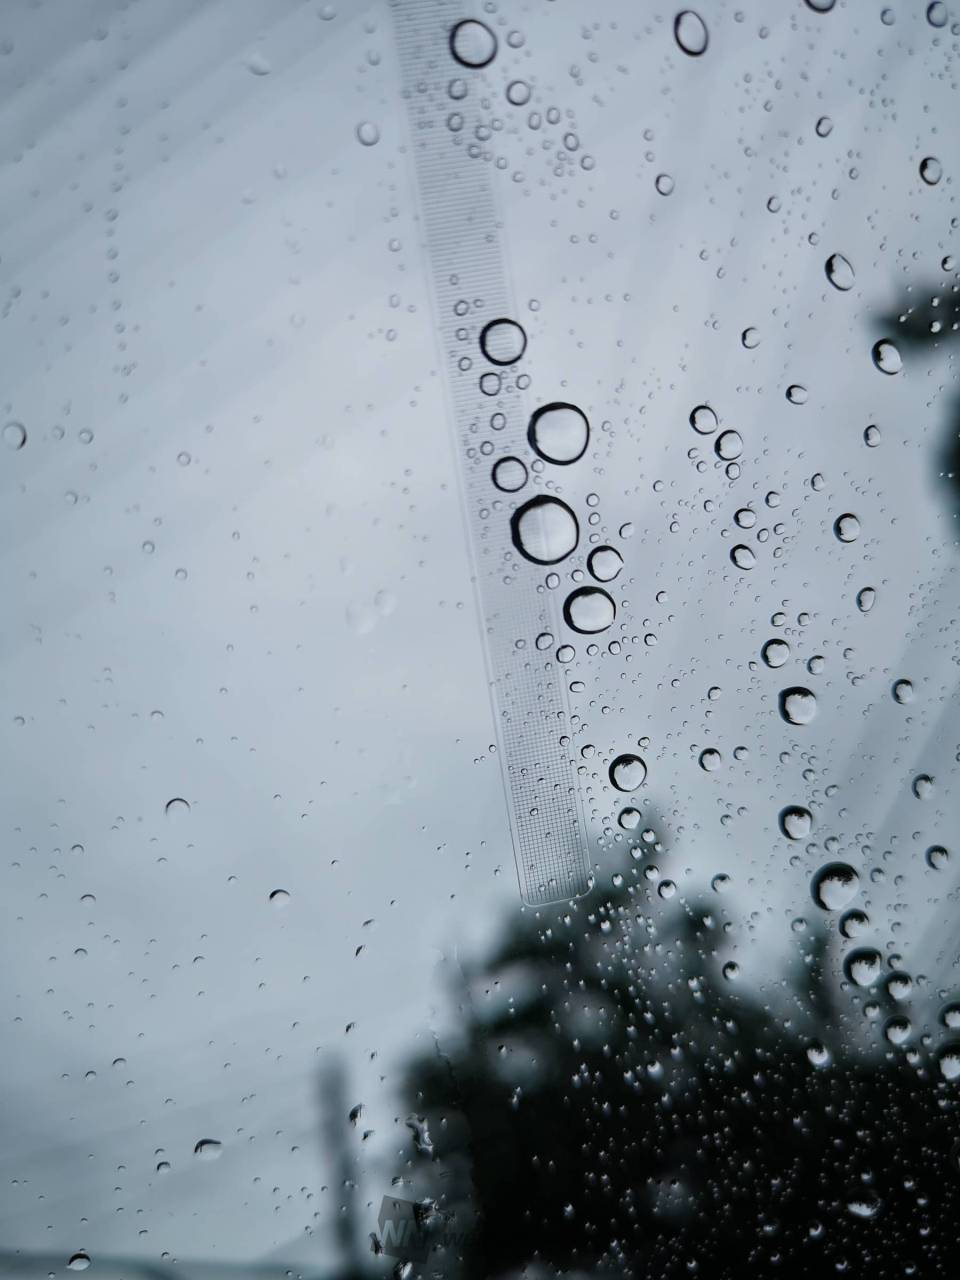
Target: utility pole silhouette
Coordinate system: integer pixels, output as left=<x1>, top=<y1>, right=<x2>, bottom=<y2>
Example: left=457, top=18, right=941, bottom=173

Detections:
left=319, top=1057, right=365, bottom=1279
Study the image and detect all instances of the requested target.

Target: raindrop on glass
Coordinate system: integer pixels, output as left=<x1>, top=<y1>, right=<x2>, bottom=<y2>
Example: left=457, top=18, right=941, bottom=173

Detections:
left=164, top=797, right=190, bottom=818
left=779, top=687, right=817, bottom=725
left=892, top=678, right=913, bottom=704
left=480, top=318, right=527, bottom=365
left=825, top=253, right=855, bottom=290
left=673, top=10, right=708, bottom=55
left=715, top=430, right=743, bottom=460
left=833, top=512, right=861, bottom=543
left=528, top=402, right=589, bottom=464
left=609, top=754, right=647, bottom=792
left=510, top=496, right=579, bottom=565
left=762, top=638, right=790, bottom=668
left=689, top=404, right=718, bottom=434
left=779, top=805, right=813, bottom=841
left=811, top=861, right=859, bottom=911
left=926, top=845, right=949, bottom=871
left=843, top=948, right=883, bottom=988
left=2, top=421, right=26, bottom=450
left=194, top=1138, right=223, bottom=1161
left=492, top=457, right=528, bottom=492
left=67, top=1255, right=91, bottom=1273
left=587, top=546, right=623, bottom=582
left=920, top=156, right=943, bottom=186
left=449, top=19, right=498, bottom=68
left=564, top=587, right=616, bottom=634
left=872, top=339, right=902, bottom=374
left=356, top=120, right=380, bottom=146
left=730, top=545, right=756, bottom=570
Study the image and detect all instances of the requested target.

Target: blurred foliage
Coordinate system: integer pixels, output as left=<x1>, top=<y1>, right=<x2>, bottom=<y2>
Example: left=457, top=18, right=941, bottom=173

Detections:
left=391, top=830, right=960, bottom=1278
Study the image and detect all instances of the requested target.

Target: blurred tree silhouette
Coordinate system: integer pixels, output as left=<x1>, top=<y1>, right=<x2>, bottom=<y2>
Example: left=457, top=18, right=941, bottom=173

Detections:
left=387, top=824, right=960, bottom=1278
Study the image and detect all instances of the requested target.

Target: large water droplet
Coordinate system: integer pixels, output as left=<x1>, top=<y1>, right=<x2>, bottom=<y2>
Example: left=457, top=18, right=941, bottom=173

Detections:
left=926, top=844, right=949, bottom=871
left=492, top=457, right=528, bottom=492
left=674, top=10, right=708, bottom=55
left=912, top=773, right=935, bottom=800
left=833, top=512, right=861, bottom=542
left=892, top=678, right=913, bottom=704
left=609, top=754, right=647, bottom=791
left=779, top=686, right=818, bottom=725
left=779, top=805, right=813, bottom=840
left=856, top=587, right=876, bottom=613
left=804, top=0, right=836, bottom=11
left=927, top=1, right=948, bottom=27
left=527, top=402, right=589, bottom=464
left=811, top=861, right=859, bottom=911
left=67, top=1255, right=91, bottom=1272
left=937, top=1043, right=960, bottom=1082
left=269, top=888, right=291, bottom=907
left=356, top=120, right=380, bottom=146
left=564, top=587, right=616, bottom=634
left=715, top=430, right=743, bottom=460
left=884, top=1015, right=912, bottom=1046
left=587, top=546, right=623, bottom=582
left=510, top=496, right=579, bottom=564
left=480, top=318, right=526, bottom=365
left=762, top=638, right=790, bottom=668
left=843, top=948, right=883, bottom=988
left=872, top=339, right=902, bottom=375
left=699, top=748, right=722, bottom=771
left=730, top=545, right=756, bottom=570
left=2, top=421, right=26, bottom=450
left=449, top=19, right=498, bottom=68
left=840, top=908, right=869, bottom=939
left=689, top=404, right=718, bottom=434
left=825, top=253, right=855, bottom=290
left=920, top=155, right=943, bottom=186
left=194, top=1138, right=223, bottom=1161
left=164, top=797, right=190, bottom=818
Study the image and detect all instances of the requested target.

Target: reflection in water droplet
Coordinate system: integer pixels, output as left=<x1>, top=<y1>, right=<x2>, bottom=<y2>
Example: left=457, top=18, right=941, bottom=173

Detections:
left=699, top=748, right=722, bottom=771
left=715, top=430, right=742, bottom=460
left=942, top=1004, right=960, bottom=1029
left=510, top=496, right=579, bottom=565
left=840, top=908, right=869, bottom=939
left=587, top=546, right=623, bottom=582
left=194, top=1138, right=223, bottom=1160
left=609, top=754, right=647, bottom=791
left=722, top=961, right=740, bottom=981
left=872, top=339, right=902, bottom=374
left=864, top=424, right=881, bottom=447
left=67, top=1255, right=91, bottom=1272
left=825, top=253, right=855, bottom=290
left=356, top=120, right=380, bottom=146
left=884, top=1016, right=912, bottom=1046
left=3, top=421, right=26, bottom=450
left=892, top=678, right=913, bottom=704
left=920, top=155, right=943, bottom=186
left=786, top=384, right=808, bottom=405
left=164, top=797, right=190, bottom=818
left=673, top=10, right=709, bottom=55
left=937, top=1043, right=960, bottom=1081
left=779, top=805, right=813, bottom=840
left=856, top=587, right=876, bottom=613
left=847, top=1193, right=883, bottom=1219
left=762, top=638, right=790, bottom=668
left=807, top=1042, right=831, bottom=1068
left=741, top=327, right=760, bottom=349
left=492, top=457, right=528, bottom=492
left=926, top=845, right=949, bottom=871
left=912, top=773, right=934, bottom=800
left=480, top=318, right=527, bottom=365
left=844, top=947, right=883, bottom=988
left=449, top=18, right=498, bottom=68
left=811, top=862, right=859, bottom=910
left=833, top=512, right=861, bottom=542
left=730, top=545, right=756, bottom=570
left=689, top=404, right=718, bottom=434
left=618, top=806, right=641, bottom=830
left=528, top=402, right=589, bottom=464
left=564, top=587, right=616, bottom=634
left=779, top=687, right=817, bottom=725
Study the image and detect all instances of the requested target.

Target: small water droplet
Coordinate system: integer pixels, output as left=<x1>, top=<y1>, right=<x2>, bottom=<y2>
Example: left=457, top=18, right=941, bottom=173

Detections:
left=510, top=496, right=579, bottom=565
left=892, top=678, right=913, bottom=704
left=927, top=1, right=948, bottom=27
left=699, top=748, right=722, bottom=771
left=856, top=587, right=876, bottom=613
left=67, top=1255, right=91, bottom=1272
left=673, top=10, right=709, bottom=55
left=926, top=845, right=949, bottom=871
left=937, top=1043, right=960, bottom=1081
left=825, top=253, right=855, bottom=290
left=655, top=173, right=675, bottom=196
left=864, top=424, right=881, bottom=447
left=609, top=754, right=647, bottom=791
left=506, top=80, right=531, bottom=106
left=269, top=888, right=291, bottom=907
left=244, top=52, right=272, bottom=76
left=3, top=420, right=27, bottom=450
left=564, top=587, right=616, bottom=634
left=912, top=773, right=934, bottom=800
left=786, top=384, right=808, bottom=404
left=618, top=806, right=641, bottom=830
left=804, top=0, right=836, bottom=11
left=840, top=908, right=869, bottom=939
left=715, top=429, right=743, bottom=460
left=356, top=120, right=380, bottom=146
left=164, top=797, right=190, bottom=818
left=449, top=19, right=498, bottom=68
left=527, top=402, right=589, bottom=464
left=741, top=327, right=760, bottom=349
left=762, top=638, right=790, bottom=668
left=815, top=116, right=833, bottom=137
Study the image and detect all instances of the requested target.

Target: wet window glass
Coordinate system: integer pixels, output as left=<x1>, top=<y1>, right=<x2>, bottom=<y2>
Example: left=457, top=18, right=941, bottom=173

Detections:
left=3, top=1, right=960, bottom=1277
